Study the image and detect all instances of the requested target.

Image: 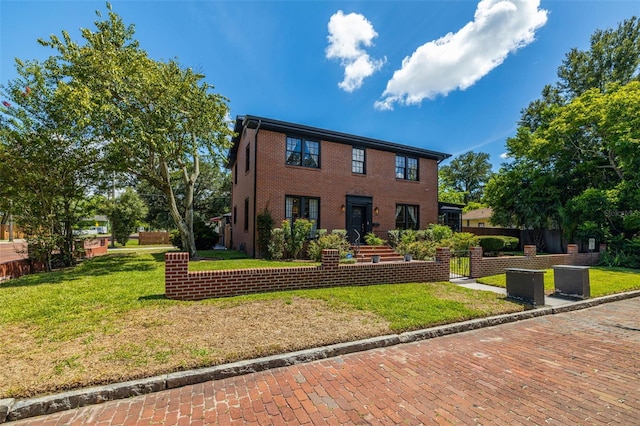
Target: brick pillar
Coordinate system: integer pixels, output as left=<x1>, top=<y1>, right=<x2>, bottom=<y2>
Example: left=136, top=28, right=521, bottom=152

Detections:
left=567, top=244, right=578, bottom=255
left=469, top=246, right=483, bottom=279
left=435, top=247, right=450, bottom=281
left=524, top=245, right=537, bottom=257
left=321, top=249, right=339, bottom=269
left=165, top=252, right=189, bottom=299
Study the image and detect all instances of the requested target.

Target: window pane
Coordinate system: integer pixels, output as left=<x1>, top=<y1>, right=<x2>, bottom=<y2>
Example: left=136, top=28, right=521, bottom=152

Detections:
left=395, top=205, right=405, bottom=229
left=407, top=205, right=418, bottom=229
left=285, top=197, right=294, bottom=219
left=352, top=148, right=365, bottom=174
left=407, top=158, right=418, bottom=181
left=308, top=198, right=319, bottom=236
left=395, top=155, right=405, bottom=179
left=303, top=141, right=319, bottom=168
left=286, top=137, right=302, bottom=165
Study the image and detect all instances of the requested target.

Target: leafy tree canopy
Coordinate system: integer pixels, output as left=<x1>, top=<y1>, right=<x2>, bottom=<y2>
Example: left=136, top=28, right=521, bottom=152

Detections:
left=486, top=17, right=640, bottom=253
left=439, top=151, right=492, bottom=204
left=38, top=3, right=234, bottom=257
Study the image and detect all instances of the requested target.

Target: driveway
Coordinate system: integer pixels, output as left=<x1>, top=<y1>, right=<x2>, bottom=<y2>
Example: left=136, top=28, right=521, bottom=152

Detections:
left=10, top=296, right=640, bottom=425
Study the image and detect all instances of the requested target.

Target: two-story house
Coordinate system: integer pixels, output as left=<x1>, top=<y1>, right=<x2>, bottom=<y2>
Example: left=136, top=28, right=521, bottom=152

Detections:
left=228, top=115, right=450, bottom=257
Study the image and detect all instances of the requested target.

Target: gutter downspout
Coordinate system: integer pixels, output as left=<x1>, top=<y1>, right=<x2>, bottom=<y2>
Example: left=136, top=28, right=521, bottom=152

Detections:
left=252, top=120, right=261, bottom=258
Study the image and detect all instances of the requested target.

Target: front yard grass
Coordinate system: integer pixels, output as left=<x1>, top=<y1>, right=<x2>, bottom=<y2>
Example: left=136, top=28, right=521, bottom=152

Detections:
left=0, top=249, right=522, bottom=399
left=477, top=266, right=640, bottom=297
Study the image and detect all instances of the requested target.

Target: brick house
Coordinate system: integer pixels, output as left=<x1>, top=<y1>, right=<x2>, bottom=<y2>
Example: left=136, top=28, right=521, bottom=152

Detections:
left=228, top=115, right=450, bottom=257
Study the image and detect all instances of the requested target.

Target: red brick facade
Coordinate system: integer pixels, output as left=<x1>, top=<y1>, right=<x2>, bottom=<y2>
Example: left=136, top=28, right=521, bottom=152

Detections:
left=228, top=116, right=449, bottom=257
left=165, top=248, right=451, bottom=301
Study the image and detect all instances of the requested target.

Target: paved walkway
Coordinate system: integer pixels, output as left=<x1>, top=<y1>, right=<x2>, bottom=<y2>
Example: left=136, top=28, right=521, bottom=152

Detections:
left=10, top=297, right=640, bottom=425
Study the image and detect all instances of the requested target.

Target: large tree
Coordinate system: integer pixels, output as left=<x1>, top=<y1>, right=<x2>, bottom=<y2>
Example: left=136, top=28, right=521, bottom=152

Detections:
left=0, top=58, right=104, bottom=268
left=39, top=5, right=233, bottom=257
left=439, top=151, right=492, bottom=204
left=486, top=17, right=640, bottom=251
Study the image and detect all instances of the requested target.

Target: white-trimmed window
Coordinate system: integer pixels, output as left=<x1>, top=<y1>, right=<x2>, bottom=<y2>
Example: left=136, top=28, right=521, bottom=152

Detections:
left=352, top=147, right=365, bottom=174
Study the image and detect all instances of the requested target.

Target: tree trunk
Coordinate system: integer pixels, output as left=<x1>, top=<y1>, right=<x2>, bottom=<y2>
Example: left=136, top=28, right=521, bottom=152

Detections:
left=160, top=159, right=197, bottom=258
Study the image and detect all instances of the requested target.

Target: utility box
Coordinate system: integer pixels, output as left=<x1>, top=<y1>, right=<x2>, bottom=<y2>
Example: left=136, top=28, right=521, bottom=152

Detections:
left=505, top=268, right=546, bottom=306
left=552, top=265, right=590, bottom=299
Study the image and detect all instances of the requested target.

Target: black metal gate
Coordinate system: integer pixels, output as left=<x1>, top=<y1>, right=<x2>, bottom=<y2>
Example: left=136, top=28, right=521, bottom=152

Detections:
left=450, top=250, right=470, bottom=278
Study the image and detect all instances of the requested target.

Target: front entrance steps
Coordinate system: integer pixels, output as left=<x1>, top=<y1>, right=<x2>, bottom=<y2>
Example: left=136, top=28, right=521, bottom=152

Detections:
left=353, top=245, right=404, bottom=263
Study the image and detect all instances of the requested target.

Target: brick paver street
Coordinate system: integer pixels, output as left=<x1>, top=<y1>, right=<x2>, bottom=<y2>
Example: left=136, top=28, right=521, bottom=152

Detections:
left=13, top=298, right=640, bottom=425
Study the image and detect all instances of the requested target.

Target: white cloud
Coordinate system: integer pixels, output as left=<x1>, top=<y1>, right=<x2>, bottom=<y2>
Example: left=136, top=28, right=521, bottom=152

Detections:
left=326, top=10, right=386, bottom=92
left=500, top=152, right=509, bottom=159
left=375, top=0, right=548, bottom=110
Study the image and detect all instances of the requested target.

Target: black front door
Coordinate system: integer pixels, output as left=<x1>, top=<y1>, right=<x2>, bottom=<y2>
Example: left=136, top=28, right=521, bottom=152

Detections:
left=346, top=196, right=373, bottom=244
left=349, top=206, right=366, bottom=244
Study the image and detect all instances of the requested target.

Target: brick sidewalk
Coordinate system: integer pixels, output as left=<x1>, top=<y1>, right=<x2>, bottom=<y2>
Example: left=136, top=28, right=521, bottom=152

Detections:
left=12, top=298, right=640, bottom=425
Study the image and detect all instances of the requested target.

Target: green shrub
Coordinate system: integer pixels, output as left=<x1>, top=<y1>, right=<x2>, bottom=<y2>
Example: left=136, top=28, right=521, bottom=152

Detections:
left=600, top=235, right=640, bottom=268
left=256, top=208, right=274, bottom=259
left=387, top=230, right=401, bottom=247
left=426, top=224, right=453, bottom=242
left=501, top=236, right=519, bottom=251
left=447, top=232, right=479, bottom=251
left=268, top=228, right=285, bottom=260
left=307, top=231, right=352, bottom=261
left=477, top=236, right=505, bottom=253
left=169, top=229, right=182, bottom=249
left=401, top=240, right=437, bottom=260
left=364, top=232, right=385, bottom=245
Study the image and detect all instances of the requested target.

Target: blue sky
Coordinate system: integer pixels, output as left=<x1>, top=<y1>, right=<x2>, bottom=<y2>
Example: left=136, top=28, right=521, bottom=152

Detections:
left=1, top=1, right=638, bottom=169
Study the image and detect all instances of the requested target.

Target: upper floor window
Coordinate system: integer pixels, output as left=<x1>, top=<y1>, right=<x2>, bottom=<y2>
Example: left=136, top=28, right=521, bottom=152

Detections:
left=395, top=155, right=418, bottom=181
left=352, top=147, right=365, bottom=174
left=286, top=136, right=320, bottom=168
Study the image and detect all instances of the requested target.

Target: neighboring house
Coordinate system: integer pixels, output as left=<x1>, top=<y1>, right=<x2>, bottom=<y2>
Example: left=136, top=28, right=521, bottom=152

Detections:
left=462, top=207, right=500, bottom=228
left=227, top=115, right=451, bottom=257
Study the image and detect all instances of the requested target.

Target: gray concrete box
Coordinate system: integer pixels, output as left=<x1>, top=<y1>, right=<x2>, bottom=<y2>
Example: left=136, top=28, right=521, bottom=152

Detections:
left=505, top=268, right=546, bottom=306
left=552, top=265, right=590, bottom=299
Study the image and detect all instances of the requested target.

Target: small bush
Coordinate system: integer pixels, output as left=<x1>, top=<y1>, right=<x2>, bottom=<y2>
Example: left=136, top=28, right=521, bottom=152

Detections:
left=169, top=229, right=182, bottom=249
left=307, top=231, right=352, bottom=261
left=447, top=232, right=479, bottom=251
left=268, top=228, right=285, bottom=260
left=426, top=224, right=453, bottom=242
left=364, top=232, right=384, bottom=246
left=477, top=236, right=505, bottom=253
left=501, top=236, right=519, bottom=251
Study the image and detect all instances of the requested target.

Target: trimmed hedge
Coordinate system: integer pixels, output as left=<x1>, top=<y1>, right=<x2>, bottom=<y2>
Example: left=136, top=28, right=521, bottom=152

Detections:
left=477, top=235, right=519, bottom=253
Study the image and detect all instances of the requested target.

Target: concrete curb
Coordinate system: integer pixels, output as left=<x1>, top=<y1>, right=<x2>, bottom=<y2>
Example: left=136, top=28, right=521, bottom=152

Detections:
left=3, top=289, right=640, bottom=423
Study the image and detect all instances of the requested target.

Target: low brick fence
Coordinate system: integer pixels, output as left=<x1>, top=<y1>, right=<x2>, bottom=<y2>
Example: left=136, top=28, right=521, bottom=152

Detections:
left=165, top=248, right=451, bottom=301
left=0, top=238, right=108, bottom=281
left=469, top=244, right=602, bottom=279
left=82, top=237, right=108, bottom=258
left=0, top=259, right=45, bottom=282
left=139, top=231, right=171, bottom=245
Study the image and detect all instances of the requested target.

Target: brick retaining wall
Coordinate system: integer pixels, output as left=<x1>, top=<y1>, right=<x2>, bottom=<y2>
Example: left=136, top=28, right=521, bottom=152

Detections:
left=0, top=259, right=45, bottom=281
left=469, top=244, right=602, bottom=279
left=165, top=248, right=451, bottom=301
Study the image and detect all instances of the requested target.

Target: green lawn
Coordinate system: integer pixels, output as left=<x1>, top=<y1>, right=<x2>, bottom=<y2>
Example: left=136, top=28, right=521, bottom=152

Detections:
left=1, top=249, right=637, bottom=399
left=477, top=266, right=640, bottom=297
